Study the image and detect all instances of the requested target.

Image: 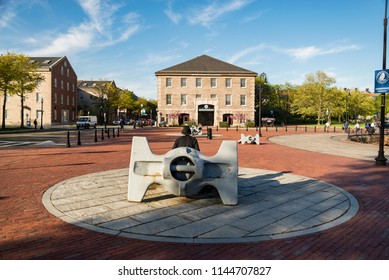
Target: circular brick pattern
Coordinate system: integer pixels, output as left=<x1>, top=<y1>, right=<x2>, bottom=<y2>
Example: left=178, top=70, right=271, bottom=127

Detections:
left=43, top=168, right=358, bottom=244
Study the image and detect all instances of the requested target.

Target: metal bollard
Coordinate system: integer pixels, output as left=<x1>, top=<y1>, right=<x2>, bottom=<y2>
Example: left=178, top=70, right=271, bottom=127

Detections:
left=67, top=131, right=71, bottom=147
left=207, top=127, right=212, bottom=139
left=77, top=130, right=81, bottom=146
left=112, top=128, right=115, bottom=138
left=314, top=126, right=317, bottom=132
left=107, top=128, right=110, bottom=139
left=117, top=127, right=120, bottom=137
left=285, top=126, right=288, bottom=132
left=94, top=129, right=98, bottom=142
left=236, top=125, right=238, bottom=131
left=101, top=128, right=104, bottom=140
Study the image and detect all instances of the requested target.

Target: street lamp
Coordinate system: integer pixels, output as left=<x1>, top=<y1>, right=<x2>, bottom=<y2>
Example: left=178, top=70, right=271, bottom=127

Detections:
left=40, top=97, right=44, bottom=129
left=103, top=94, right=108, bottom=131
left=376, top=0, right=388, bottom=166
left=344, top=88, right=350, bottom=123
left=257, top=72, right=267, bottom=136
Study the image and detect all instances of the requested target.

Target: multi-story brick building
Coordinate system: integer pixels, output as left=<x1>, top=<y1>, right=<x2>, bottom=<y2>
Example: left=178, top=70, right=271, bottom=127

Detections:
left=155, top=55, right=257, bottom=126
left=0, top=56, right=77, bottom=127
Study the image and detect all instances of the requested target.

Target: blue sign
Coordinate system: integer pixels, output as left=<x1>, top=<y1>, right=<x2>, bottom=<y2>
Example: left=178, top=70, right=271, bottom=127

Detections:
left=374, top=70, right=389, bottom=93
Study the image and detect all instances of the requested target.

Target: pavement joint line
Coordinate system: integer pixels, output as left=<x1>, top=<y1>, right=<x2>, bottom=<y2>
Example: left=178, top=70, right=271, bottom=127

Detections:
left=42, top=167, right=359, bottom=244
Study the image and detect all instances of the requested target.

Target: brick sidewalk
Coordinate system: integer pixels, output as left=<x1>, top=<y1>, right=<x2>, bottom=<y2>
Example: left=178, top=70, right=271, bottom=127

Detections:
left=0, top=127, right=388, bottom=259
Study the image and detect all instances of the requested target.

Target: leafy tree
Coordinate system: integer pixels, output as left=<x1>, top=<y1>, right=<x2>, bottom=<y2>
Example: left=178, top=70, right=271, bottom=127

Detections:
left=0, top=52, right=19, bottom=129
left=11, top=56, right=45, bottom=128
left=292, top=71, right=336, bottom=125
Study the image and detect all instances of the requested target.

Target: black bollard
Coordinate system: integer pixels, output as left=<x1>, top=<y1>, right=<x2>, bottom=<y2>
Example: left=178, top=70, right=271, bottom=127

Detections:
left=67, top=131, right=71, bottom=147
left=112, top=128, right=115, bottom=138
left=216, top=125, right=218, bottom=131
left=77, top=130, right=81, bottom=146
left=107, top=128, right=110, bottom=139
left=117, top=127, right=120, bottom=137
left=236, top=125, right=238, bottom=131
left=246, top=125, right=248, bottom=131
left=94, top=129, right=98, bottom=142
left=285, top=126, right=288, bottom=132
left=101, top=128, right=104, bottom=140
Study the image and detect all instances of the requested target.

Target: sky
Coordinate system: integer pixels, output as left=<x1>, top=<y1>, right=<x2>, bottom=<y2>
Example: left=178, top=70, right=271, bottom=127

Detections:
left=0, top=0, right=387, bottom=99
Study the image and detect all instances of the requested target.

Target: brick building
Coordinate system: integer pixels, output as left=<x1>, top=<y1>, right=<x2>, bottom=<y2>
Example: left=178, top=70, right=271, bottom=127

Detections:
left=0, top=56, right=77, bottom=127
left=155, top=55, right=257, bottom=126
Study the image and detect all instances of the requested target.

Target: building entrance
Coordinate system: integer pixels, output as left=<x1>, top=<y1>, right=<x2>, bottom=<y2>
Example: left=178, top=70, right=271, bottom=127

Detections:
left=198, top=104, right=214, bottom=126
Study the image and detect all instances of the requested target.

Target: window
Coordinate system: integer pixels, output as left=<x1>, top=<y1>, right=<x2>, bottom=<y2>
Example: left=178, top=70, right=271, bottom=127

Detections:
left=225, top=94, right=231, bottom=106
left=211, top=94, right=217, bottom=99
left=54, top=78, right=57, bottom=88
left=64, top=61, right=67, bottom=67
left=67, top=69, right=70, bottom=77
left=226, top=78, right=232, bottom=88
left=67, top=82, right=69, bottom=91
left=166, top=94, right=172, bottom=105
left=54, top=93, right=57, bottom=103
left=61, top=66, right=64, bottom=75
left=166, top=78, right=172, bottom=87
left=73, top=84, right=75, bottom=92
left=67, top=95, right=70, bottom=105
left=196, top=94, right=201, bottom=99
left=54, top=109, right=57, bottom=121
left=211, top=78, right=217, bottom=88
left=72, top=96, right=75, bottom=106
left=181, top=78, right=187, bottom=87
left=196, top=78, right=202, bottom=88
left=181, top=94, right=187, bottom=105
left=61, top=94, right=64, bottom=105
left=61, top=80, right=64, bottom=89
left=36, top=92, right=42, bottom=102
left=240, top=95, right=246, bottom=106
left=240, top=78, right=247, bottom=88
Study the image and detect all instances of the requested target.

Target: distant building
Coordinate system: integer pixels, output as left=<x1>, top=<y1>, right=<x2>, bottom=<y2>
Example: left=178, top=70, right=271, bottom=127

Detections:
left=77, top=80, right=116, bottom=122
left=0, top=56, right=77, bottom=127
left=155, top=55, right=258, bottom=126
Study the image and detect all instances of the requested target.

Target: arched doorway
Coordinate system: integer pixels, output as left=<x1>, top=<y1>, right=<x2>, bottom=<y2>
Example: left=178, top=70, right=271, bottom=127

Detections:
left=198, top=104, right=214, bottom=126
left=178, top=113, right=189, bottom=125
left=223, top=113, right=233, bottom=126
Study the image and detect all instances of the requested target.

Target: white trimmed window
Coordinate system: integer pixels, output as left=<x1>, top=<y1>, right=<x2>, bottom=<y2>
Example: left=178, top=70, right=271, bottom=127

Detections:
left=211, top=78, right=217, bottom=88
left=225, top=94, right=231, bottom=106
left=181, top=78, right=187, bottom=87
left=181, top=94, right=187, bottom=105
left=240, top=95, right=246, bottom=106
left=226, top=78, right=232, bottom=88
left=166, top=94, right=172, bottom=105
left=240, top=78, right=247, bottom=88
left=166, top=78, right=172, bottom=87
left=196, top=78, right=202, bottom=88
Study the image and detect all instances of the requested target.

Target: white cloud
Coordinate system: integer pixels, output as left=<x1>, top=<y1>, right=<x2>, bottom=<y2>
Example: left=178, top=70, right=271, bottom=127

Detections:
left=188, top=0, right=253, bottom=27
left=228, top=44, right=267, bottom=64
left=164, top=2, right=182, bottom=24
left=27, top=0, right=141, bottom=56
left=285, top=44, right=361, bottom=60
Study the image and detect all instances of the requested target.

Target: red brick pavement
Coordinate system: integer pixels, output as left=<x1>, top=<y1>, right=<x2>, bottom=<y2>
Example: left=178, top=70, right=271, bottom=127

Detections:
left=0, top=127, right=388, bottom=259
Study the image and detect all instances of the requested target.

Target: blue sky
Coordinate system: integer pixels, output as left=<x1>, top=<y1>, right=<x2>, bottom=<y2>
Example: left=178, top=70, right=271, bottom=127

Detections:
left=0, top=0, right=387, bottom=99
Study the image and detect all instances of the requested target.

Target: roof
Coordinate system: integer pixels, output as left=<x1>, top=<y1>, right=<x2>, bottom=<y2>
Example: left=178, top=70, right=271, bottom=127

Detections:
left=155, top=55, right=257, bottom=76
left=29, top=57, right=63, bottom=70
left=77, top=80, right=116, bottom=88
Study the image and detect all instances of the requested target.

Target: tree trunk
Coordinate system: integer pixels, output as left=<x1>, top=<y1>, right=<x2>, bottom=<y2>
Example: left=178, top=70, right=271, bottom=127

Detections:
left=20, top=93, right=25, bottom=128
left=2, top=92, right=7, bottom=129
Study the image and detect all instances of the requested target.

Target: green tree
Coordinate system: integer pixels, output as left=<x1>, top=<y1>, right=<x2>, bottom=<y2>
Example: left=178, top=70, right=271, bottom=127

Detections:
left=292, top=71, right=336, bottom=125
left=12, top=56, right=45, bottom=128
left=0, top=52, right=19, bottom=129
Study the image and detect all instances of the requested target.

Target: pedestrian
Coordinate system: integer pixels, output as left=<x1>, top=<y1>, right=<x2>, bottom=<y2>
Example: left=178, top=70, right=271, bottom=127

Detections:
left=343, top=121, right=349, bottom=132
left=119, top=119, right=125, bottom=132
left=325, top=121, right=330, bottom=132
left=354, top=122, right=360, bottom=133
left=172, top=125, right=200, bottom=151
left=33, top=119, right=37, bottom=129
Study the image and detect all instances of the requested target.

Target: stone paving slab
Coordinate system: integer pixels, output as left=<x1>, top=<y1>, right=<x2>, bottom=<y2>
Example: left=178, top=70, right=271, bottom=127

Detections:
left=42, top=167, right=359, bottom=244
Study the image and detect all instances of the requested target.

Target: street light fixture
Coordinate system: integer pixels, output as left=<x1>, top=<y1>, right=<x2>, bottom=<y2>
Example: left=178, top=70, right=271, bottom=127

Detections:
left=258, top=72, right=267, bottom=137
left=344, top=88, right=350, bottom=123
left=376, top=0, right=388, bottom=166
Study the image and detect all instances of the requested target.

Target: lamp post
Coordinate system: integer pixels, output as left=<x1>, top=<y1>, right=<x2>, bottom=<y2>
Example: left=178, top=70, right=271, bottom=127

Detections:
left=103, top=94, right=107, bottom=131
left=40, top=97, right=44, bottom=129
left=257, top=72, right=267, bottom=136
left=344, top=88, right=350, bottom=123
left=376, top=0, right=388, bottom=166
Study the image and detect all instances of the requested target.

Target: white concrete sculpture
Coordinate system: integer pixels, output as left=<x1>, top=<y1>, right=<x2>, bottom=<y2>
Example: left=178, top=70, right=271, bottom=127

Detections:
left=238, top=133, right=260, bottom=145
left=128, top=136, right=238, bottom=205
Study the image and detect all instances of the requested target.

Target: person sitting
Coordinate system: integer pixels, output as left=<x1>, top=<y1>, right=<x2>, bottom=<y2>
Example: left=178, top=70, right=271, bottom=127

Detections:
left=172, top=125, right=200, bottom=151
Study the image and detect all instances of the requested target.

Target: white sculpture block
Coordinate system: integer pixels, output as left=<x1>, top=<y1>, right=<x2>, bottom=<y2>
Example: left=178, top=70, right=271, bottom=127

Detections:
left=128, top=136, right=238, bottom=205
left=238, top=133, right=260, bottom=145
